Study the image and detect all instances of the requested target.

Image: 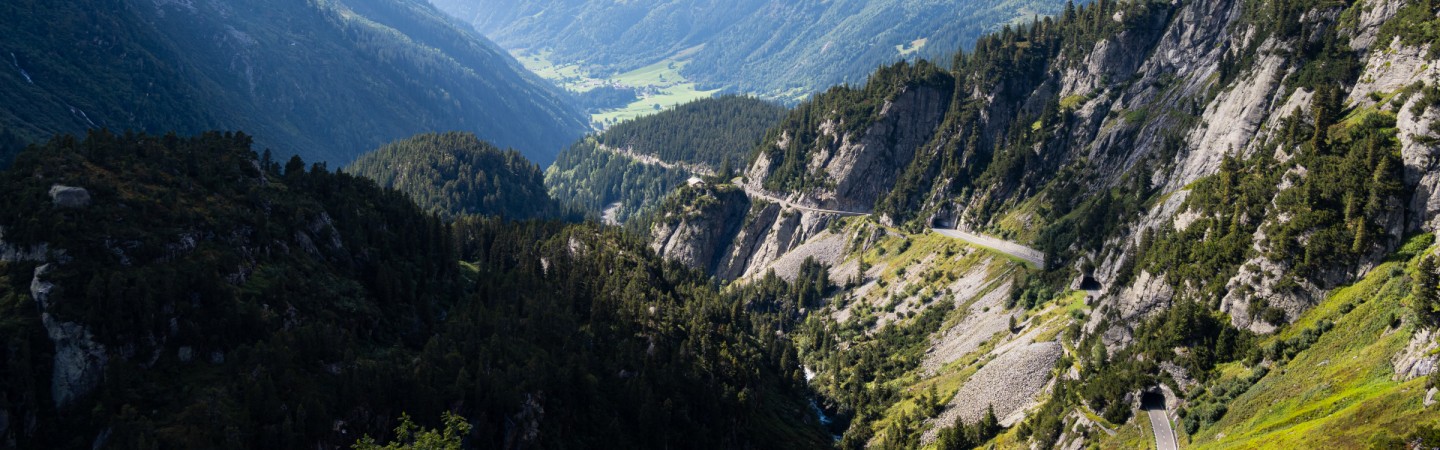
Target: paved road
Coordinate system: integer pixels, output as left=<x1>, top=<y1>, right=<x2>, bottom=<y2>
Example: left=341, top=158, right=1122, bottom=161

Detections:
left=1148, top=408, right=1179, bottom=450
left=931, top=228, right=1046, bottom=268
left=731, top=188, right=1045, bottom=266
left=732, top=182, right=1046, bottom=267
left=598, top=144, right=715, bottom=176
left=736, top=184, right=870, bottom=217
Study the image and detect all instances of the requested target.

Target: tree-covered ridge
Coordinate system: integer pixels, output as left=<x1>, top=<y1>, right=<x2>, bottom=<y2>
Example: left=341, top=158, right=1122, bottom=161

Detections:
left=0, top=0, right=586, bottom=165
left=0, top=131, right=827, bottom=448
left=347, top=132, right=563, bottom=220
left=545, top=139, right=690, bottom=225
left=596, top=96, right=787, bottom=169
left=546, top=96, right=786, bottom=223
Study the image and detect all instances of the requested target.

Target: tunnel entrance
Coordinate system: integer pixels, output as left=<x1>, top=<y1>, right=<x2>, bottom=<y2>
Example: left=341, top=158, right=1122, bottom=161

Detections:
left=1141, top=390, right=1166, bottom=411
left=1078, top=274, right=1102, bottom=291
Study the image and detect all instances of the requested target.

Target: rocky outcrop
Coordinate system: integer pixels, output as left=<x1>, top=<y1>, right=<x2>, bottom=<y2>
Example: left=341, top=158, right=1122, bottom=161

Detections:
left=811, top=86, right=950, bottom=213
left=751, top=230, right=848, bottom=282
left=1394, top=328, right=1439, bottom=382
left=747, top=84, right=951, bottom=213
left=1059, top=7, right=1173, bottom=101
left=294, top=212, right=345, bottom=258
left=1349, top=0, right=1411, bottom=52
left=1350, top=42, right=1439, bottom=107
left=651, top=183, right=860, bottom=281
left=1095, top=270, right=1175, bottom=344
left=30, top=264, right=107, bottom=409
left=1400, top=85, right=1440, bottom=231
left=726, top=209, right=841, bottom=280
left=1171, top=47, right=1288, bottom=191
left=650, top=186, right=752, bottom=275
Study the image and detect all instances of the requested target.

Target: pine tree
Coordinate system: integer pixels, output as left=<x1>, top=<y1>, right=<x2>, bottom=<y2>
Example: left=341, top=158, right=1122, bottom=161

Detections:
left=936, top=416, right=976, bottom=450
left=978, top=404, right=1001, bottom=439
left=1414, top=256, right=1440, bottom=328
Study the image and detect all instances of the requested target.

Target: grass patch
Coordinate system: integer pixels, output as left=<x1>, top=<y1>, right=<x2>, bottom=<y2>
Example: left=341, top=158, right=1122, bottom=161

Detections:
left=896, top=38, right=929, bottom=56
left=1060, top=94, right=1089, bottom=110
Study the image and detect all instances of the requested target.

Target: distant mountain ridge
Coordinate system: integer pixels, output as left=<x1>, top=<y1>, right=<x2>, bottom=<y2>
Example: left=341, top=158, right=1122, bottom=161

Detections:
left=430, top=0, right=1068, bottom=101
left=0, top=0, right=587, bottom=165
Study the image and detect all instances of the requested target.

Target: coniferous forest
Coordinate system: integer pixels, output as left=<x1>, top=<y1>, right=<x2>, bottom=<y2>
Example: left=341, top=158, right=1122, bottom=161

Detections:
left=546, top=96, right=786, bottom=223
left=0, top=131, right=829, bottom=448
left=347, top=132, right=575, bottom=220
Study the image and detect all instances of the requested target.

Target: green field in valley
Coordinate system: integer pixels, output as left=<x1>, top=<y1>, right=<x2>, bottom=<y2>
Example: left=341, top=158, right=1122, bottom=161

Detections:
left=516, top=47, right=722, bottom=129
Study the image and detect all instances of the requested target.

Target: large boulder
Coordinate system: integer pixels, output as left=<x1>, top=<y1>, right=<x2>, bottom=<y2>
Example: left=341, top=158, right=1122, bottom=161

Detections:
left=48, top=185, right=90, bottom=208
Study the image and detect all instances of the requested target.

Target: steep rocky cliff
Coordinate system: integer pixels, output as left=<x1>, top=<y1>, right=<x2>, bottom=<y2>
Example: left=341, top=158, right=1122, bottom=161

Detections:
left=664, top=0, right=1440, bottom=330
left=652, top=0, right=1440, bottom=445
left=653, top=63, right=954, bottom=280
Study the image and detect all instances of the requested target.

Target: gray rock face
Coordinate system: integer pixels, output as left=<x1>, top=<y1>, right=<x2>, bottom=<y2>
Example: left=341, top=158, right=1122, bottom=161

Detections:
left=47, top=185, right=90, bottom=208
left=1402, top=93, right=1440, bottom=231
left=1171, top=46, right=1288, bottom=191
left=1350, top=43, right=1440, bottom=108
left=729, top=209, right=838, bottom=280
left=811, top=85, right=951, bottom=212
left=1349, top=0, right=1410, bottom=51
left=30, top=264, right=107, bottom=409
left=748, top=84, right=951, bottom=213
left=650, top=186, right=751, bottom=274
left=1394, top=328, right=1440, bottom=381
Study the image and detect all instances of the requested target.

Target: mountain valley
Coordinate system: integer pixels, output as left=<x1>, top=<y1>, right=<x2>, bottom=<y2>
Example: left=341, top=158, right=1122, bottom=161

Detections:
left=1, top=0, right=1439, bottom=448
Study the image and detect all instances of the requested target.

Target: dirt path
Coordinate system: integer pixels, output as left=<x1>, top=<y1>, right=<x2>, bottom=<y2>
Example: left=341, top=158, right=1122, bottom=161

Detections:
left=931, top=228, right=1045, bottom=268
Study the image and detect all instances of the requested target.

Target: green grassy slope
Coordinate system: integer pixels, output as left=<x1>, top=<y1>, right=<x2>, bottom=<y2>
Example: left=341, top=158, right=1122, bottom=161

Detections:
left=1189, top=234, right=1440, bottom=448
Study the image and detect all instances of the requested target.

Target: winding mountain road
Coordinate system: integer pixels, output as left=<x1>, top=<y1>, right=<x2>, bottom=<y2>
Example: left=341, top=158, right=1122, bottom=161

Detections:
left=734, top=184, right=1045, bottom=266
left=598, top=144, right=716, bottom=176
left=931, top=228, right=1046, bottom=268
left=735, top=183, right=869, bottom=217
left=603, top=143, right=1045, bottom=267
